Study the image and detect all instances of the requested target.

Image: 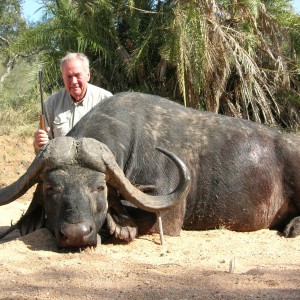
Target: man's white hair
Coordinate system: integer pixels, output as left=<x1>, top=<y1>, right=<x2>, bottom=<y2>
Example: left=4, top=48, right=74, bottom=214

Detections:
left=60, top=53, right=90, bottom=72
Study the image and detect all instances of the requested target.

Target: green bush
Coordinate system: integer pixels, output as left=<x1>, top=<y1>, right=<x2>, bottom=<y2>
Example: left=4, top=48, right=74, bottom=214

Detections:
left=0, top=59, right=43, bottom=137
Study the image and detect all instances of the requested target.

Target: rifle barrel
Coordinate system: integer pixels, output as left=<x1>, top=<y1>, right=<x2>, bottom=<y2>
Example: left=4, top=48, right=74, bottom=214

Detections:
left=38, top=70, right=45, bottom=130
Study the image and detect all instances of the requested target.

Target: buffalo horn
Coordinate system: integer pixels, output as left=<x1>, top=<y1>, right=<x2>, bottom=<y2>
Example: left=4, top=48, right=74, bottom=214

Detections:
left=0, top=137, right=191, bottom=213
left=0, top=151, right=45, bottom=205
left=0, top=137, right=77, bottom=205
left=76, top=138, right=191, bottom=213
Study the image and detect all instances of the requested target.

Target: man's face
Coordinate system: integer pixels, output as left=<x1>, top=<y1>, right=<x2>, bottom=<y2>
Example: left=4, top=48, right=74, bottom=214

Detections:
left=62, top=59, right=90, bottom=102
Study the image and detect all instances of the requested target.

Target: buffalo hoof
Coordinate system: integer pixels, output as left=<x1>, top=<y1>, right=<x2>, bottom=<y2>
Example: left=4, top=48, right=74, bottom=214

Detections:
left=284, top=216, right=300, bottom=238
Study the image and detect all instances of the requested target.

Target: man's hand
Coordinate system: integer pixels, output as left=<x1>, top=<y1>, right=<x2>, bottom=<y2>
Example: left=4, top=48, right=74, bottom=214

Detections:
left=33, top=127, right=50, bottom=153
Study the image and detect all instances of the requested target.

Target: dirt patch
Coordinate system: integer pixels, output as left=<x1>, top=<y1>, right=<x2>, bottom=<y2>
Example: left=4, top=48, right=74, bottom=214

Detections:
left=0, top=135, right=299, bottom=299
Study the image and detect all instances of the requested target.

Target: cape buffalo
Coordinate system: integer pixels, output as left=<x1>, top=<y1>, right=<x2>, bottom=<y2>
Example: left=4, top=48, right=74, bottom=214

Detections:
left=0, top=92, right=300, bottom=249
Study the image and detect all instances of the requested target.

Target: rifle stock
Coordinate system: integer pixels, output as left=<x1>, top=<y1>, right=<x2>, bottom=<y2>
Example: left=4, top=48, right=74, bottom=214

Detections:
left=39, top=115, right=45, bottom=130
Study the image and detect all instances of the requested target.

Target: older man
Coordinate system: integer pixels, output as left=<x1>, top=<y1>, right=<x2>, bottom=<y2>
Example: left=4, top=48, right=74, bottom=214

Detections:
left=33, top=52, right=112, bottom=152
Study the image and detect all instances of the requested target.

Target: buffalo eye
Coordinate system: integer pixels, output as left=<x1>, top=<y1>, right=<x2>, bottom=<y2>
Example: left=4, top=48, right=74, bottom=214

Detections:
left=44, top=184, right=62, bottom=197
left=92, top=185, right=105, bottom=193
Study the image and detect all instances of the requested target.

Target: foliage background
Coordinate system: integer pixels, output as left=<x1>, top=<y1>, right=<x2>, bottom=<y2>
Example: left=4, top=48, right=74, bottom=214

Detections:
left=1, top=0, right=300, bottom=136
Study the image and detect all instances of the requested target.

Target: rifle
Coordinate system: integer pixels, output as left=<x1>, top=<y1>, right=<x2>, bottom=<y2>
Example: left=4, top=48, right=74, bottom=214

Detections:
left=38, top=70, right=45, bottom=130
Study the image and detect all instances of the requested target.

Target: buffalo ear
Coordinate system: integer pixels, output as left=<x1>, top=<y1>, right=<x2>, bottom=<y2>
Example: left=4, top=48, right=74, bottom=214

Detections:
left=18, top=200, right=45, bottom=236
left=105, top=184, right=157, bottom=243
left=18, top=183, right=46, bottom=236
left=104, top=196, right=138, bottom=243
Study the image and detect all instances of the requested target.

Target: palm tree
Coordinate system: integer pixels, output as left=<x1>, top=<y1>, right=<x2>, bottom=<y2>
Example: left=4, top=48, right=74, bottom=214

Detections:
left=0, top=0, right=27, bottom=82
left=6, top=0, right=300, bottom=131
left=157, top=0, right=300, bottom=130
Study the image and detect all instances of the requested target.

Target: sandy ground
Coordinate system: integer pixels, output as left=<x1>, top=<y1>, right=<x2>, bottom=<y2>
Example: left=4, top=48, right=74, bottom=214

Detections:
left=0, top=135, right=299, bottom=300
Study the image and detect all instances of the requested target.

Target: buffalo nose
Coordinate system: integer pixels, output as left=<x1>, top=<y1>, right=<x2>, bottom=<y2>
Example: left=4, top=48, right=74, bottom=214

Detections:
left=59, top=223, right=97, bottom=248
